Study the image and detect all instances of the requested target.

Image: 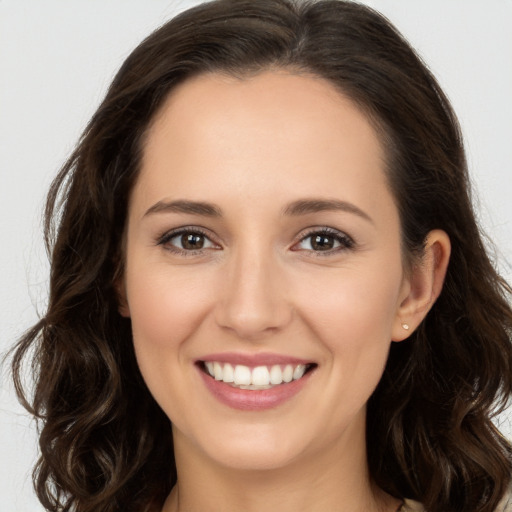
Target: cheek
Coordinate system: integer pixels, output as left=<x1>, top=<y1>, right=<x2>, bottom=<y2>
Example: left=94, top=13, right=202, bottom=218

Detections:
left=293, top=262, right=403, bottom=346
left=126, top=264, right=214, bottom=351
left=124, top=263, right=218, bottom=421
left=291, top=265, right=403, bottom=424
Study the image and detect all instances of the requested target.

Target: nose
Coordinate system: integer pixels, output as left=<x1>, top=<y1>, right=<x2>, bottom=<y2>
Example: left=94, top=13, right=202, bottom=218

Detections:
left=214, top=245, right=293, bottom=341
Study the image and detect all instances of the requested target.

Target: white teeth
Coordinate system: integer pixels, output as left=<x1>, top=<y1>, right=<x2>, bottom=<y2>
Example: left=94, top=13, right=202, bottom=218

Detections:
left=203, top=361, right=311, bottom=388
left=223, top=363, right=234, bottom=383
left=293, top=364, right=306, bottom=380
left=205, top=361, right=214, bottom=376
left=269, top=365, right=283, bottom=385
left=213, top=362, right=223, bottom=381
left=238, top=384, right=273, bottom=390
left=282, top=364, right=293, bottom=383
left=233, top=365, right=252, bottom=385
left=252, top=366, right=270, bottom=386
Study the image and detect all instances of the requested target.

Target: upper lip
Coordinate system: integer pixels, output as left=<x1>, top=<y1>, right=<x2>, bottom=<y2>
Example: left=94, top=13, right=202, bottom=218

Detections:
left=197, top=352, right=315, bottom=367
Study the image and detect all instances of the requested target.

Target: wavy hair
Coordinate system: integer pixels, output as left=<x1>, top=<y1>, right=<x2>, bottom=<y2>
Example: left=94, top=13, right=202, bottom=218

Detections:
left=11, top=0, right=512, bottom=511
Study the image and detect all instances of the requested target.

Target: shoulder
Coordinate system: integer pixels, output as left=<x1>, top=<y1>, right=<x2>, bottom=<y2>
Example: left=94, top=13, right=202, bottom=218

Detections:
left=400, top=481, right=512, bottom=512
left=400, top=499, right=424, bottom=511
left=498, top=481, right=512, bottom=511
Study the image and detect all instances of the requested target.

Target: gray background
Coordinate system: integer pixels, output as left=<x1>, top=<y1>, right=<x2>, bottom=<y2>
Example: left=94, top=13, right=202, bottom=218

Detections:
left=1, top=1, right=511, bottom=510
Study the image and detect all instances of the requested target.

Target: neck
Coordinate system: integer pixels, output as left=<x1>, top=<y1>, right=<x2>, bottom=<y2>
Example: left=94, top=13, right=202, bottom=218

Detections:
left=162, top=415, right=400, bottom=512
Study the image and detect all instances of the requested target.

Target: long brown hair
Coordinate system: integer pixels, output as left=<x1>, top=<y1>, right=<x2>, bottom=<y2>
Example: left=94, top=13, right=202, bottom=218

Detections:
left=11, top=1, right=512, bottom=511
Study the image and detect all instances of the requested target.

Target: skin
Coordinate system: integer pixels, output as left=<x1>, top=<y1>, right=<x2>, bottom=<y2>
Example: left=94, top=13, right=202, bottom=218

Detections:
left=119, top=70, right=450, bottom=512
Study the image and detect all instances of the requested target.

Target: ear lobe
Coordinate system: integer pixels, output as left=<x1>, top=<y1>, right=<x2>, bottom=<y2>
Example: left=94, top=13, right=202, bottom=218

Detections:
left=392, top=229, right=451, bottom=341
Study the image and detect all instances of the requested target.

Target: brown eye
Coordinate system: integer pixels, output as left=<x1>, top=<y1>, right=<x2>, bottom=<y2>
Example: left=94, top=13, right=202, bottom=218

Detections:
left=181, top=233, right=205, bottom=250
left=293, top=229, right=354, bottom=254
left=158, top=229, right=218, bottom=253
left=310, top=234, right=336, bottom=251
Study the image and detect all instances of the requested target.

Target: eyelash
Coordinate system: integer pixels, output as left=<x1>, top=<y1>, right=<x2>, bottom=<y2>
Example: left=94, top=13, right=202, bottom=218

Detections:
left=292, top=227, right=355, bottom=256
left=156, top=226, right=355, bottom=257
left=157, top=227, right=218, bottom=256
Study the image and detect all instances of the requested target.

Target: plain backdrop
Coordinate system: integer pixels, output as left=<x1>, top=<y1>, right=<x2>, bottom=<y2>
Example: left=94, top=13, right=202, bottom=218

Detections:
left=1, top=1, right=511, bottom=510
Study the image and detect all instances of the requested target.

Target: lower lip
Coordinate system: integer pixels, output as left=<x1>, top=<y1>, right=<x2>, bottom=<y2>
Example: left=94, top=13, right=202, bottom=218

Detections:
left=197, top=366, right=313, bottom=411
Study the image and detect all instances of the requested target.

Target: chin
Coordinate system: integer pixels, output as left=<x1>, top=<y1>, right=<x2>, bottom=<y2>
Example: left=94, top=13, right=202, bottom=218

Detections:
left=180, top=421, right=312, bottom=472
left=205, top=442, right=303, bottom=472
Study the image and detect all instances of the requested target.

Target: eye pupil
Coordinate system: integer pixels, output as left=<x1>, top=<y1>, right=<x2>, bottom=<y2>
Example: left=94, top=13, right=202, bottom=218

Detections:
left=182, top=233, right=204, bottom=250
left=312, top=234, right=334, bottom=250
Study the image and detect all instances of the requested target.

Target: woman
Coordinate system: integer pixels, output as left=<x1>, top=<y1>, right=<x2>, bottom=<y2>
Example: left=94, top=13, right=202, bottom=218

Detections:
left=11, top=0, right=512, bottom=511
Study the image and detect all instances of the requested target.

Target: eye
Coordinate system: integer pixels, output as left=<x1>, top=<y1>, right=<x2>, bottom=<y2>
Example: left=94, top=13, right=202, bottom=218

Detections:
left=157, top=228, right=220, bottom=254
left=292, top=228, right=354, bottom=254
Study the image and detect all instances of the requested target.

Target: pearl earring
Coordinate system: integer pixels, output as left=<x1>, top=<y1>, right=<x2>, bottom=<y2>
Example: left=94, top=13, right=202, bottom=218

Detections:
left=402, top=323, right=410, bottom=330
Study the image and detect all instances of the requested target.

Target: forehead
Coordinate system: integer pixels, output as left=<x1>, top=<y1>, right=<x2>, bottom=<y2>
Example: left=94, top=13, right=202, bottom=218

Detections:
left=135, top=70, right=393, bottom=220
left=144, top=70, right=384, bottom=160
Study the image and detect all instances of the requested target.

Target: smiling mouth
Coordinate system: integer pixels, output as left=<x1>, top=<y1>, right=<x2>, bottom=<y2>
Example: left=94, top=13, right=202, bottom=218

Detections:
left=199, top=361, right=317, bottom=390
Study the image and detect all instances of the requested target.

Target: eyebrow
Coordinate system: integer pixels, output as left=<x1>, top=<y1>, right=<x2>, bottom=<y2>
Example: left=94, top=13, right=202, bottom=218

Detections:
left=282, top=198, right=374, bottom=223
left=144, top=199, right=222, bottom=218
left=143, top=198, right=373, bottom=223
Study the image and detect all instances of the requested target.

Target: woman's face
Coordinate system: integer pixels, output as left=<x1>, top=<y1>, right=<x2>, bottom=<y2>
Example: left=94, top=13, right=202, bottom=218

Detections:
left=121, top=70, right=413, bottom=471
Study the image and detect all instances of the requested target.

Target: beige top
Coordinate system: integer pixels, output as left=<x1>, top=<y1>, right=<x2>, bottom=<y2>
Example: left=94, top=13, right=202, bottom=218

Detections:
left=400, top=499, right=424, bottom=511
left=399, top=485, right=512, bottom=511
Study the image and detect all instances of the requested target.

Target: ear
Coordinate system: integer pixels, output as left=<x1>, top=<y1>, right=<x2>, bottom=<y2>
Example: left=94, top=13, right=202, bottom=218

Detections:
left=392, top=229, right=451, bottom=341
left=115, top=277, right=131, bottom=318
